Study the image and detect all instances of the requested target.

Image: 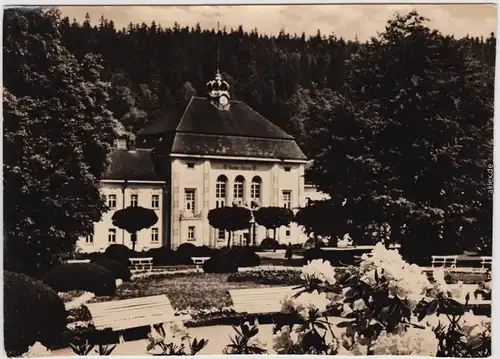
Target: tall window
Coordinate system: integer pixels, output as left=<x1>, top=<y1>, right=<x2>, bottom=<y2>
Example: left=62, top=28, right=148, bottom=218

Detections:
left=151, top=228, right=159, bottom=243
left=185, top=189, right=196, bottom=211
left=251, top=176, right=262, bottom=201
left=187, top=226, right=196, bottom=241
left=216, top=175, right=227, bottom=208
left=282, top=190, right=292, bottom=209
left=108, top=228, right=116, bottom=243
left=217, top=229, right=226, bottom=241
left=107, top=194, right=116, bottom=209
left=130, top=194, right=138, bottom=207
left=234, top=175, right=245, bottom=202
left=85, top=234, right=94, bottom=244
left=151, top=194, right=160, bottom=209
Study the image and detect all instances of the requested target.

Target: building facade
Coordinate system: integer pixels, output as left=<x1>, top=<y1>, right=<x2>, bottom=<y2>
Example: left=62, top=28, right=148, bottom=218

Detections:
left=77, top=71, right=327, bottom=251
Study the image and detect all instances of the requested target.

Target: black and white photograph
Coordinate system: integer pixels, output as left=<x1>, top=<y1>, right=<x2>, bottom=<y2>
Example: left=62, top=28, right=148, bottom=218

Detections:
left=2, top=3, right=495, bottom=357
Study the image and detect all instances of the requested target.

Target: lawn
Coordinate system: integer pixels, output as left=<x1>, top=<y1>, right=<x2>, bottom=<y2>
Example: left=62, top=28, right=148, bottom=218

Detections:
left=111, top=272, right=276, bottom=311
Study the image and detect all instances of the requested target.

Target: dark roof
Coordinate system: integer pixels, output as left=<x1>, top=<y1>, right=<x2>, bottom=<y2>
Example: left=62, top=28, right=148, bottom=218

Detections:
left=138, top=97, right=306, bottom=161
left=171, top=133, right=305, bottom=159
left=103, top=149, right=163, bottom=181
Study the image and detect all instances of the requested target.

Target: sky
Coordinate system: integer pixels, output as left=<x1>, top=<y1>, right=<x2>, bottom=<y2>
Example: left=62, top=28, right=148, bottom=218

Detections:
left=58, top=4, right=497, bottom=41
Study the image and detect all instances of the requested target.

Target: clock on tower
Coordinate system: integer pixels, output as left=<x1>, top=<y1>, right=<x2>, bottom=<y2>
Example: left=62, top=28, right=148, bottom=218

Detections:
left=206, top=71, right=231, bottom=110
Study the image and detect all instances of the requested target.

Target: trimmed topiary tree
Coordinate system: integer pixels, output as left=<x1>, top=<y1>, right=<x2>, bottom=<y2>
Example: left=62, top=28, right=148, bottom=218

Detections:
left=43, top=263, right=117, bottom=296
left=111, top=206, right=158, bottom=251
left=254, top=207, right=294, bottom=251
left=4, top=271, right=67, bottom=356
left=208, top=206, right=252, bottom=248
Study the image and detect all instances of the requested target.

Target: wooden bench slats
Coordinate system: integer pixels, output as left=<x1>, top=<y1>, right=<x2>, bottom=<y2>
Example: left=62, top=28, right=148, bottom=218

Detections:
left=431, top=255, right=458, bottom=268
left=89, top=303, right=175, bottom=317
left=229, top=286, right=298, bottom=314
left=86, top=296, right=168, bottom=309
left=85, top=295, right=176, bottom=333
left=94, top=314, right=177, bottom=331
left=129, top=257, right=153, bottom=271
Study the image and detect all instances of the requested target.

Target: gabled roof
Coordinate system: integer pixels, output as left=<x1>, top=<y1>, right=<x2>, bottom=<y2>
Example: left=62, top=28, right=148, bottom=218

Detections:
left=138, top=97, right=306, bottom=161
left=103, top=148, right=163, bottom=182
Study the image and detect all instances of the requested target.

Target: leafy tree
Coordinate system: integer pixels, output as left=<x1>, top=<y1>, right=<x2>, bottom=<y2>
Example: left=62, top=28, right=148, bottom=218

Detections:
left=111, top=206, right=159, bottom=251
left=207, top=206, right=252, bottom=248
left=254, top=207, right=294, bottom=250
left=3, top=8, right=116, bottom=276
left=305, top=12, right=494, bottom=257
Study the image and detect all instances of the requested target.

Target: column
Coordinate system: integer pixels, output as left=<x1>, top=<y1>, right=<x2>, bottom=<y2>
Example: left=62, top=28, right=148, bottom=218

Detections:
left=271, top=164, right=279, bottom=206
left=171, top=161, right=181, bottom=249
left=202, top=160, right=210, bottom=246
left=298, top=164, right=305, bottom=208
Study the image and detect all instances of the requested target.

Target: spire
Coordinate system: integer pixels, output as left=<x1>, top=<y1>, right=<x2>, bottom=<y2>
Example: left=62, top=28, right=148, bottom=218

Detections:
left=206, top=21, right=230, bottom=110
left=217, top=21, right=220, bottom=74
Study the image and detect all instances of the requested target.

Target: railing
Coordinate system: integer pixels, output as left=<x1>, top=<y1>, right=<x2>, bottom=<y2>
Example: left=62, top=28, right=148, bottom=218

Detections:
left=179, top=210, right=203, bottom=220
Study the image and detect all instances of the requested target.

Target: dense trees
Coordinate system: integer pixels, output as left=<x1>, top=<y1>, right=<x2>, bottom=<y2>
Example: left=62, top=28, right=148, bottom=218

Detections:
left=3, top=7, right=494, bottom=270
left=3, top=8, right=116, bottom=275
left=304, top=12, right=494, bottom=256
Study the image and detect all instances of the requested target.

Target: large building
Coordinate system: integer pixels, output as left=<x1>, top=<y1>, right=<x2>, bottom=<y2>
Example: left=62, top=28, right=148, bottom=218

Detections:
left=77, top=72, right=326, bottom=252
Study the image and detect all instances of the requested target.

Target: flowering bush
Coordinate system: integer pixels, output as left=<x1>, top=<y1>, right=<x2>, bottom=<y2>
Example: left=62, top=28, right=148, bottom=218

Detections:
left=249, top=243, right=491, bottom=356
left=22, top=342, right=51, bottom=357
left=146, top=320, right=208, bottom=355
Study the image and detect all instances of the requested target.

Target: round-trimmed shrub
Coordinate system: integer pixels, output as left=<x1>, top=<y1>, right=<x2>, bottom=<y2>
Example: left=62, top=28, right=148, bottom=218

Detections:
left=259, top=237, right=279, bottom=250
left=4, top=271, right=67, bottom=356
left=176, top=243, right=198, bottom=264
left=148, top=247, right=182, bottom=266
left=229, top=247, right=261, bottom=267
left=88, top=252, right=108, bottom=263
left=202, top=252, right=238, bottom=273
left=43, top=263, right=117, bottom=296
left=93, top=259, right=132, bottom=281
left=104, top=244, right=131, bottom=265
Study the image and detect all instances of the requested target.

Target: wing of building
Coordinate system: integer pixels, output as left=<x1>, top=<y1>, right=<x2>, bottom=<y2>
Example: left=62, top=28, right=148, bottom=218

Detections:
left=77, top=71, right=327, bottom=252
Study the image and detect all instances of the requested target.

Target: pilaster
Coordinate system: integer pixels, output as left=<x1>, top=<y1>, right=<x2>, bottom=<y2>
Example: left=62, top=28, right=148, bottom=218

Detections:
left=271, top=164, right=279, bottom=206
left=171, top=161, right=181, bottom=249
left=298, top=164, right=305, bottom=208
left=202, top=160, right=210, bottom=246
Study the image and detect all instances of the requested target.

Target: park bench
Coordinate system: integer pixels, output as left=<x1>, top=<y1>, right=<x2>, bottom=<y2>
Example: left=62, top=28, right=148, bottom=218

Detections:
left=431, top=255, right=458, bottom=268
left=85, top=295, right=187, bottom=342
left=228, top=286, right=299, bottom=314
left=191, top=257, right=210, bottom=268
left=67, top=259, right=91, bottom=264
left=129, top=257, right=153, bottom=271
left=480, top=256, right=492, bottom=269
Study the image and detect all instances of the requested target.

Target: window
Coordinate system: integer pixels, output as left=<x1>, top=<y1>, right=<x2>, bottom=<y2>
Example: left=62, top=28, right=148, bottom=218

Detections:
left=282, top=190, right=292, bottom=209
left=151, top=194, right=160, bottom=209
left=251, top=176, right=262, bottom=201
left=130, top=194, right=138, bottom=207
left=185, top=189, right=196, bottom=211
left=216, top=175, right=227, bottom=208
left=107, top=194, right=116, bottom=209
left=234, top=175, right=245, bottom=201
left=85, top=234, right=94, bottom=244
left=187, top=162, right=195, bottom=169
left=285, top=229, right=291, bottom=237
left=108, top=228, right=116, bottom=243
left=151, top=228, right=159, bottom=243
left=187, top=226, right=195, bottom=241
left=284, top=166, right=291, bottom=172
left=217, top=229, right=226, bottom=241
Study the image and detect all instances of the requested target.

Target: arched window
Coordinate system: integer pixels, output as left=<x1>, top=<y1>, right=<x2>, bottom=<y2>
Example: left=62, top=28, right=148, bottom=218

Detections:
left=216, top=175, right=228, bottom=208
left=251, top=176, right=262, bottom=202
left=234, top=175, right=245, bottom=202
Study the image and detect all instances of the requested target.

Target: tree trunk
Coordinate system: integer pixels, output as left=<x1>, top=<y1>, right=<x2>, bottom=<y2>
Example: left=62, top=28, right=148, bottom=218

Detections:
left=131, top=232, right=137, bottom=251
left=227, top=231, right=231, bottom=248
